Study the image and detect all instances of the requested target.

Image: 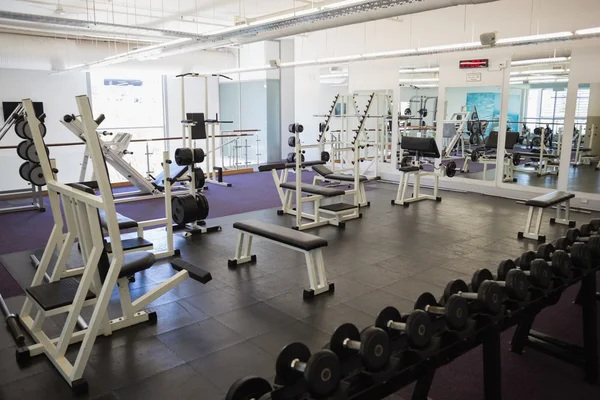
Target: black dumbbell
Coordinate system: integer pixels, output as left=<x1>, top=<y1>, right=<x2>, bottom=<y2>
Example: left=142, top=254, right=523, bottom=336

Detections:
left=500, top=257, right=553, bottom=288
left=329, top=323, right=390, bottom=372
left=471, top=268, right=530, bottom=301
left=552, top=236, right=593, bottom=269
left=536, top=243, right=572, bottom=278
left=226, top=376, right=272, bottom=400
left=579, top=220, right=600, bottom=237
left=443, top=279, right=503, bottom=315
left=414, top=292, right=469, bottom=331
left=275, top=342, right=341, bottom=398
left=375, top=307, right=432, bottom=348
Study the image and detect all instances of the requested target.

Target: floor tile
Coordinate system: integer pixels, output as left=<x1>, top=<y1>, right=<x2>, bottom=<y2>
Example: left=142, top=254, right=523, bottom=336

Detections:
left=250, top=320, right=331, bottom=356
left=215, top=302, right=296, bottom=339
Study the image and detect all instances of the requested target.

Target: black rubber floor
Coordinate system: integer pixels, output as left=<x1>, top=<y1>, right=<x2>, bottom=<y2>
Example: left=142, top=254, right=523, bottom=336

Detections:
left=1, top=181, right=599, bottom=400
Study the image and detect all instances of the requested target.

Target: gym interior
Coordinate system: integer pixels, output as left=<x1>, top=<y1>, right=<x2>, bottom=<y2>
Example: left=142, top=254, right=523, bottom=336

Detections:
left=1, top=1, right=600, bottom=399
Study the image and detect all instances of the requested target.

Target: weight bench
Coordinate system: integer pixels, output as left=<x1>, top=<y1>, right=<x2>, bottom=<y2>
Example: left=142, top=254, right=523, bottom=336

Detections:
left=228, top=219, right=334, bottom=299
left=98, top=210, right=154, bottom=253
left=311, top=165, right=377, bottom=207
left=518, top=191, right=576, bottom=242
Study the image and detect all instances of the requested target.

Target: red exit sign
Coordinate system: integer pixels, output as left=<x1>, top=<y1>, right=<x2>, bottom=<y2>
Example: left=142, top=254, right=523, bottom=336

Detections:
left=459, top=59, right=489, bottom=69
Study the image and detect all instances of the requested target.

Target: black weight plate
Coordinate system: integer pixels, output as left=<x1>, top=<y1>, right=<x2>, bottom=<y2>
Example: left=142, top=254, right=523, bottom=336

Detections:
left=28, top=164, right=46, bottom=187
left=16, top=140, right=30, bottom=160
left=196, top=193, right=209, bottom=220
left=288, top=136, right=296, bottom=147
left=536, top=243, right=554, bottom=261
left=554, top=237, right=571, bottom=251
left=589, top=219, right=600, bottom=231
left=296, top=124, right=304, bottom=133
left=275, top=342, right=310, bottom=386
left=193, top=148, right=205, bottom=163
left=471, top=151, right=479, bottom=162
left=226, top=376, right=272, bottom=400
left=497, top=259, right=516, bottom=281
left=171, top=196, right=186, bottom=225
left=414, top=292, right=438, bottom=311
left=24, top=122, right=46, bottom=140
left=570, top=242, right=591, bottom=270
left=477, top=281, right=503, bottom=314
left=505, top=269, right=529, bottom=301
left=404, top=108, right=412, bottom=116
left=512, top=153, right=521, bottom=166
left=529, top=259, right=553, bottom=288
left=551, top=250, right=572, bottom=278
left=329, top=323, right=360, bottom=360
left=359, top=326, right=390, bottom=372
left=14, top=118, right=27, bottom=139
left=443, top=279, right=468, bottom=302
left=586, top=236, right=600, bottom=259
left=321, top=151, right=330, bottom=162
left=185, top=193, right=199, bottom=222
left=518, top=251, right=536, bottom=269
left=304, top=350, right=341, bottom=398
left=580, top=223, right=592, bottom=237
left=288, top=124, right=296, bottom=133
left=446, top=161, right=457, bottom=178
left=286, top=152, right=296, bottom=163
left=375, top=306, right=402, bottom=338
left=19, top=162, right=32, bottom=182
left=174, top=148, right=194, bottom=166
left=471, top=269, right=493, bottom=293
left=445, top=295, right=468, bottom=330
left=400, top=156, right=411, bottom=168
left=405, top=310, right=432, bottom=349
left=194, top=168, right=206, bottom=189
left=565, top=228, right=580, bottom=243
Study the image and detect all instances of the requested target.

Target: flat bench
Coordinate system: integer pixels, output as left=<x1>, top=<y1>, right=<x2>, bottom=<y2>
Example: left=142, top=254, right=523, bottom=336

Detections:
left=228, top=219, right=334, bottom=299
left=279, top=182, right=346, bottom=197
left=518, top=191, right=576, bottom=242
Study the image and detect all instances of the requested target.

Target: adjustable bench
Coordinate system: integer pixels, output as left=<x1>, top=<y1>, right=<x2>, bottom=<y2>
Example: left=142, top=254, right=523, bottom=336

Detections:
left=518, top=191, right=576, bottom=242
left=228, top=219, right=334, bottom=299
left=312, top=164, right=378, bottom=207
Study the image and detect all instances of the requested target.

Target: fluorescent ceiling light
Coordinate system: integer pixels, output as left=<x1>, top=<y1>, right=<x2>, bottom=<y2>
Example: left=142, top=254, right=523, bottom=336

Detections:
left=414, top=84, right=439, bottom=88
left=323, top=0, right=367, bottom=9
left=399, top=78, right=439, bottom=82
left=511, top=57, right=569, bottom=66
left=320, top=73, right=349, bottom=79
left=556, top=78, right=569, bottom=82
left=510, top=81, right=525, bottom=85
left=497, top=32, right=573, bottom=45
left=398, top=67, right=440, bottom=73
left=249, top=8, right=318, bottom=26
left=511, top=69, right=569, bottom=75
left=418, top=42, right=480, bottom=52
left=576, top=27, right=600, bottom=35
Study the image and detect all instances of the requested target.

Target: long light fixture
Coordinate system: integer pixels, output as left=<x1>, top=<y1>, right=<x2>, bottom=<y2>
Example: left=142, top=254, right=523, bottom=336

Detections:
left=510, top=68, right=569, bottom=75
left=497, top=31, right=573, bottom=44
left=398, top=67, right=440, bottom=73
left=320, top=73, right=349, bottom=79
left=414, top=84, right=438, bottom=88
left=575, top=27, right=600, bottom=35
left=510, top=57, right=569, bottom=66
left=248, top=8, right=319, bottom=26
left=399, top=78, right=439, bottom=82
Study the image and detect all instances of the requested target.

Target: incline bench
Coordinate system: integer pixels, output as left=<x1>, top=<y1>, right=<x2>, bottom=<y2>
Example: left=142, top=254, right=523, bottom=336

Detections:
left=518, top=191, right=576, bottom=242
left=312, top=164, right=379, bottom=207
left=228, top=219, right=334, bottom=299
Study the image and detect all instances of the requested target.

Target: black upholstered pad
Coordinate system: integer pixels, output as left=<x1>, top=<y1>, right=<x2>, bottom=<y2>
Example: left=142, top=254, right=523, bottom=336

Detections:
left=518, top=152, right=560, bottom=159
left=258, top=162, right=288, bottom=172
left=286, top=160, right=327, bottom=168
left=312, top=165, right=334, bottom=177
left=233, top=219, right=327, bottom=251
left=398, top=166, right=421, bottom=172
left=525, top=191, right=575, bottom=208
left=119, top=251, right=156, bottom=278
left=258, top=160, right=327, bottom=172
left=98, top=210, right=138, bottom=230
left=280, top=182, right=345, bottom=197
left=326, top=173, right=368, bottom=182
left=26, top=278, right=95, bottom=311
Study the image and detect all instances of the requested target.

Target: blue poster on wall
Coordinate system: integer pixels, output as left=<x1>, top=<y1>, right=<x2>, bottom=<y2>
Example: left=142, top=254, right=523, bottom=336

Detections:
left=466, top=92, right=520, bottom=134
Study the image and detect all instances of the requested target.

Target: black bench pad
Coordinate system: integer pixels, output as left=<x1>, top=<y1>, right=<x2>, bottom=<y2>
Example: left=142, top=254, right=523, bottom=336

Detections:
left=312, top=165, right=368, bottom=182
left=98, top=210, right=138, bottom=230
left=280, top=182, right=345, bottom=197
left=518, top=152, right=560, bottom=159
left=119, top=251, right=156, bottom=278
left=233, top=219, right=328, bottom=251
left=258, top=160, right=327, bottom=172
left=399, top=166, right=421, bottom=172
left=26, top=278, right=95, bottom=311
left=525, top=191, right=575, bottom=208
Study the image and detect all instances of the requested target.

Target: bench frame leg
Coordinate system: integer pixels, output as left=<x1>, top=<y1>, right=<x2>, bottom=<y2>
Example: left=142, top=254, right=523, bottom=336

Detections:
left=228, top=232, right=256, bottom=267
left=303, top=248, right=334, bottom=299
left=550, top=200, right=576, bottom=227
left=518, top=206, right=546, bottom=242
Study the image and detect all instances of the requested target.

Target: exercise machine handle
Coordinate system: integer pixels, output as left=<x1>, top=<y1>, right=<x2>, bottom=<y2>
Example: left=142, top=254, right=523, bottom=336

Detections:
left=95, top=114, right=106, bottom=126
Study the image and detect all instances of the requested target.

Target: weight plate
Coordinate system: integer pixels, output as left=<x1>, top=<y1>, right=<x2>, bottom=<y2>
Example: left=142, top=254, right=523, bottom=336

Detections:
left=580, top=223, right=592, bottom=237
left=193, top=148, right=205, bottom=163
left=443, top=279, right=468, bottom=302
left=446, top=161, right=457, bottom=178
left=505, top=269, right=529, bottom=301
left=551, top=250, right=572, bottom=278
left=497, top=259, right=516, bottom=281
left=28, top=164, right=46, bottom=187
left=304, top=350, right=341, bottom=398
left=321, top=151, right=330, bottom=162
left=275, top=342, right=310, bottom=386
left=196, top=193, right=210, bottom=221
left=14, top=118, right=27, bottom=139
left=23, top=122, right=47, bottom=140
left=375, top=306, right=402, bottom=338
left=16, top=140, right=30, bottom=160
left=512, top=153, right=521, bottom=166
left=589, top=219, right=600, bottom=232
left=226, top=376, right=272, bottom=400
left=565, top=228, right=580, bottom=243
left=477, top=281, right=503, bottom=314
left=570, top=242, right=591, bottom=270
left=329, top=323, right=360, bottom=360
left=194, top=168, right=206, bottom=190
left=25, top=142, right=48, bottom=163
left=174, top=148, right=194, bottom=166
left=554, top=237, right=571, bottom=251
left=288, top=123, right=296, bottom=133
left=295, top=124, right=304, bottom=133
left=286, top=152, right=295, bottom=163
left=171, top=196, right=185, bottom=225
left=445, top=295, right=468, bottom=331
left=405, top=310, right=432, bottom=349
left=400, top=156, right=411, bottom=168
left=19, top=162, right=33, bottom=182
left=414, top=292, right=438, bottom=311
left=359, top=326, right=390, bottom=372
left=536, top=243, right=554, bottom=261
left=288, top=136, right=296, bottom=147
left=404, top=108, right=412, bottom=116
left=518, top=251, right=536, bottom=270
left=586, top=236, right=600, bottom=259
left=529, top=259, right=553, bottom=288
left=471, top=151, right=479, bottom=162
left=471, top=269, right=494, bottom=293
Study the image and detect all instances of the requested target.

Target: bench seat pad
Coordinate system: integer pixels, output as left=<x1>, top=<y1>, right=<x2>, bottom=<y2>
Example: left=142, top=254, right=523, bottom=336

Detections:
left=233, top=219, right=328, bottom=251
left=98, top=210, right=138, bottom=230
left=280, top=182, right=345, bottom=197
left=398, top=166, right=421, bottom=173
left=525, top=191, right=575, bottom=208
left=119, top=251, right=156, bottom=278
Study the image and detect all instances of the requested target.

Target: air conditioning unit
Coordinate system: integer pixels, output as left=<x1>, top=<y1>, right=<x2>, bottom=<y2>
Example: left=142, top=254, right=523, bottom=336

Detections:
left=480, top=32, right=496, bottom=46
left=269, top=59, right=281, bottom=68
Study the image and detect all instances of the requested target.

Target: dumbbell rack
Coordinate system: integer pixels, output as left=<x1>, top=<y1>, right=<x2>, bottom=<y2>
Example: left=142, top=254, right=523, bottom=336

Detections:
left=239, top=238, right=599, bottom=400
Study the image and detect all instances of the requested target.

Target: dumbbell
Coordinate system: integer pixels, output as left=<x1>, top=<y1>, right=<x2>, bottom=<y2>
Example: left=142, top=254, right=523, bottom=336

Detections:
left=329, top=323, right=390, bottom=372
left=275, top=342, right=341, bottom=398
left=552, top=236, right=593, bottom=269
left=226, top=376, right=272, bottom=400
left=443, top=279, right=503, bottom=315
left=471, top=268, right=530, bottom=301
left=375, top=307, right=432, bottom=348
left=579, top=219, right=600, bottom=237
left=535, top=243, right=572, bottom=278
left=500, top=257, right=553, bottom=289
left=414, top=292, right=469, bottom=331
left=288, top=123, right=304, bottom=134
